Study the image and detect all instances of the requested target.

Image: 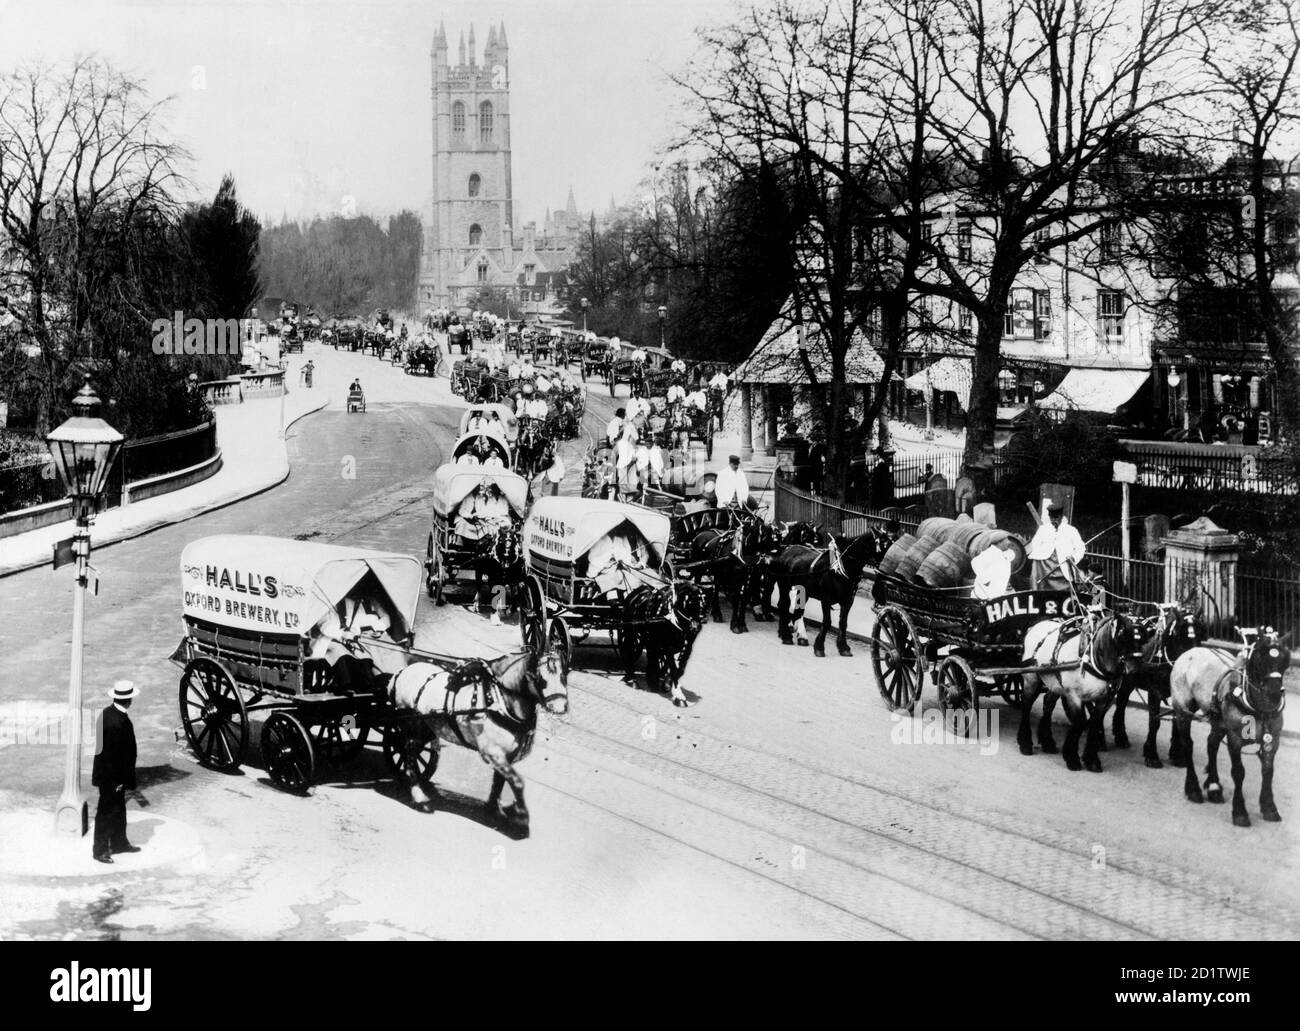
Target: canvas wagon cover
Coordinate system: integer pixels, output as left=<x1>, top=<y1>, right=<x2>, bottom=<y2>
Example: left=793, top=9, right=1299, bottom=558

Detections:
left=458, top=403, right=518, bottom=442
left=430, top=465, right=529, bottom=518
left=451, top=431, right=511, bottom=464
left=180, top=536, right=422, bottom=639
left=524, top=496, right=670, bottom=567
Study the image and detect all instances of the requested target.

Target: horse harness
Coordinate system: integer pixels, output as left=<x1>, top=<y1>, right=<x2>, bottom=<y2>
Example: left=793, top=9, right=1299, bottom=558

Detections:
left=1045, top=612, right=1124, bottom=682
left=1210, top=645, right=1288, bottom=719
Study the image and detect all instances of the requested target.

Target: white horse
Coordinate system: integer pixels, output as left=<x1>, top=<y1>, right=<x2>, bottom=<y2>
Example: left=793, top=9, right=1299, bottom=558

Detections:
left=387, top=648, right=568, bottom=832
left=1018, top=611, right=1143, bottom=772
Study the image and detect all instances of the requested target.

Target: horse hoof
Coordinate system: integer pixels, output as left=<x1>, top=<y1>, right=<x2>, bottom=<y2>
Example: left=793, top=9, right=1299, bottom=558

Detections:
left=1144, top=756, right=1164, bottom=770
left=712, top=616, right=725, bottom=623
left=673, top=697, right=688, bottom=708
left=414, top=799, right=437, bottom=814
left=1233, top=812, right=1252, bottom=828
left=731, top=626, right=744, bottom=634
left=837, top=647, right=852, bottom=657
left=780, top=638, right=794, bottom=646
left=1207, top=788, right=1225, bottom=805
left=1084, top=758, right=1103, bottom=773
left=1186, top=790, right=1204, bottom=804
left=435, top=598, right=445, bottom=607
left=1065, top=757, right=1083, bottom=772
left=1041, top=740, right=1058, bottom=755
left=1262, top=809, right=1282, bottom=823
left=813, top=647, right=825, bottom=658
left=1019, top=742, right=1034, bottom=756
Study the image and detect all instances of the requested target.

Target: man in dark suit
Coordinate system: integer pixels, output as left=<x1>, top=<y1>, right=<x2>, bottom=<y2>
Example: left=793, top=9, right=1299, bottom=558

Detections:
left=92, top=680, right=148, bottom=863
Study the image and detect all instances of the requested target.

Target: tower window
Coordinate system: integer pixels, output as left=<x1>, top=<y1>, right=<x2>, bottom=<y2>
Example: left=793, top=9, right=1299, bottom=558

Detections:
left=478, top=260, right=489, bottom=283
left=479, top=101, right=493, bottom=142
left=469, top=224, right=482, bottom=246
left=452, top=102, right=465, bottom=138
left=468, top=173, right=481, bottom=197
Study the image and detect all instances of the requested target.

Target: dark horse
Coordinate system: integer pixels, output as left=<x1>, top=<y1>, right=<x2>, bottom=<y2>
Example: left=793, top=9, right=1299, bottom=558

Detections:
left=769, top=530, right=888, bottom=657
left=471, top=525, right=526, bottom=625
left=687, top=517, right=776, bottom=633
left=752, top=520, right=822, bottom=623
left=387, top=647, right=570, bottom=833
left=620, top=579, right=709, bottom=706
left=1111, top=605, right=1206, bottom=767
left=1170, top=626, right=1288, bottom=826
left=514, top=417, right=548, bottom=479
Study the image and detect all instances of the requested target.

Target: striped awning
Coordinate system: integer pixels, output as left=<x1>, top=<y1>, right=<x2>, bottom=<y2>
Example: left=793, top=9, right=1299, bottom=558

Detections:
left=904, top=356, right=973, bottom=408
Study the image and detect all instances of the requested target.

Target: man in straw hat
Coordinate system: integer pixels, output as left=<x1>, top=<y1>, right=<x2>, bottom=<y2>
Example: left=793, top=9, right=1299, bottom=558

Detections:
left=91, top=680, right=148, bottom=863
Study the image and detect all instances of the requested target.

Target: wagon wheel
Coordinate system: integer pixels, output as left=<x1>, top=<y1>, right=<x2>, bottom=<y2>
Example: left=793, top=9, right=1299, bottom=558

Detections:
left=426, top=533, right=445, bottom=605
left=994, top=673, right=1023, bottom=707
left=262, top=711, right=316, bottom=794
left=936, top=656, right=980, bottom=738
left=871, top=605, right=925, bottom=713
left=607, top=367, right=617, bottom=398
left=519, top=576, right=547, bottom=655
left=308, top=710, right=370, bottom=766
left=548, top=616, right=573, bottom=678
left=179, top=657, right=248, bottom=771
left=381, top=720, right=438, bottom=786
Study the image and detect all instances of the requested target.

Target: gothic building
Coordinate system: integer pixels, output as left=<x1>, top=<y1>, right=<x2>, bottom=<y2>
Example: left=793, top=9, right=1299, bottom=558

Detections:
left=418, top=22, right=580, bottom=314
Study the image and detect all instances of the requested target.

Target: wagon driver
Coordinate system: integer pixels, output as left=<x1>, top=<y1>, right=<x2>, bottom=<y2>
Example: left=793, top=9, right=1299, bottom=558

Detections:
left=1027, top=500, right=1086, bottom=591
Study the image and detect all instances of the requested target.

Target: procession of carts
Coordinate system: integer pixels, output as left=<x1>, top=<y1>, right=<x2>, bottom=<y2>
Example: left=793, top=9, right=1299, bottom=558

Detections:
left=172, top=536, right=443, bottom=793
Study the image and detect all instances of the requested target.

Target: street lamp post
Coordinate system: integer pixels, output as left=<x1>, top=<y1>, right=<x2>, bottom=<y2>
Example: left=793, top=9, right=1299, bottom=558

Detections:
left=46, top=376, right=123, bottom=835
left=658, top=304, right=667, bottom=350
left=581, top=297, right=589, bottom=334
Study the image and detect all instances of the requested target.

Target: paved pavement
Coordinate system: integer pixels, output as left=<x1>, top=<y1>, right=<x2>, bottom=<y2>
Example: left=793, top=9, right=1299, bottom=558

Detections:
left=2, top=339, right=1297, bottom=940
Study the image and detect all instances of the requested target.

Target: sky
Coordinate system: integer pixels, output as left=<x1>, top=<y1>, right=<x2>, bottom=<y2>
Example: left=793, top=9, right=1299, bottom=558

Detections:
left=0, top=0, right=740, bottom=226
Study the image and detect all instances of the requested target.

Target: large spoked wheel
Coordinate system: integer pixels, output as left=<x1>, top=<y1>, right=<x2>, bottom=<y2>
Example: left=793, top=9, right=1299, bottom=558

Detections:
left=382, top=720, right=438, bottom=785
left=548, top=616, right=573, bottom=678
left=607, top=369, right=617, bottom=398
left=308, top=710, right=370, bottom=766
left=994, top=673, right=1023, bottom=708
left=871, top=605, right=925, bottom=713
left=519, top=576, right=547, bottom=654
left=262, top=711, right=316, bottom=794
left=426, top=533, right=445, bottom=605
left=936, top=656, right=980, bottom=737
left=179, top=657, right=248, bottom=771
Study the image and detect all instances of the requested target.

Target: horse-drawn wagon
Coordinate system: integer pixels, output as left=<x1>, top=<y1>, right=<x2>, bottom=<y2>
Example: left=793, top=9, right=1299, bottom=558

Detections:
left=517, top=497, right=707, bottom=704
left=171, top=536, right=432, bottom=792
left=424, top=464, right=529, bottom=606
left=580, top=337, right=613, bottom=383
left=459, top=402, right=518, bottom=446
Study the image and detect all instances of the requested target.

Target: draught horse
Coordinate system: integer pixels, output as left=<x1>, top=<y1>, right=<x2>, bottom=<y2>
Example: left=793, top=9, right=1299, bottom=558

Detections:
left=769, top=530, right=888, bottom=657
left=688, top=518, right=776, bottom=633
left=1110, top=605, right=1205, bottom=767
left=621, top=580, right=709, bottom=706
left=471, top=524, right=526, bottom=624
left=387, top=648, right=569, bottom=832
left=1018, top=611, right=1144, bottom=771
left=1169, top=627, right=1288, bottom=826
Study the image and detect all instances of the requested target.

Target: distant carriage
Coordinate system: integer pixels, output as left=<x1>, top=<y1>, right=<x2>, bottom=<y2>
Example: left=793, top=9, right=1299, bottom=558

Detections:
left=581, top=337, right=613, bottom=383
left=458, top=402, right=519, bottom=446
left=424, top=465, right=530, bottom=606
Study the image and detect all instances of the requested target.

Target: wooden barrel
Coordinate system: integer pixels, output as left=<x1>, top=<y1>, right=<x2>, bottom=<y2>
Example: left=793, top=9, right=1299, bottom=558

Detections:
left=942, top=521, right=985, bottom=549
left=966, top=528, right=999, bottom=558
left=917, top=517, right=958, bottom=540
left=917, top=540, right=974, bottom=588
left=893, top=534, right=939, bottom=581
left=876, top=533, right=915, bottom=576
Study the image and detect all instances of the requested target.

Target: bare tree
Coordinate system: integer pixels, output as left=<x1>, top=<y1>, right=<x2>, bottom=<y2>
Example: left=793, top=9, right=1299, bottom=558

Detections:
left=0, top=58, right=185, bottom=433
left=902, top=0, right=1213, bottom=469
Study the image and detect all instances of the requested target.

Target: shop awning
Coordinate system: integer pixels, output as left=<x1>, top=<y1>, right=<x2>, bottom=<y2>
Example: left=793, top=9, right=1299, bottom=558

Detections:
left=1038, top=368, right=1148, bottom=413
left=903, top=356, right=972, bottom=408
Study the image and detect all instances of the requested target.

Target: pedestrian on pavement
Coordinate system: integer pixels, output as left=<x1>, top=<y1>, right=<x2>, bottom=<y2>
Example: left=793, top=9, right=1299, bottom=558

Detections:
left=92, top=680, right=148, bottom=863
left=870, top=450, right=895, bottom=507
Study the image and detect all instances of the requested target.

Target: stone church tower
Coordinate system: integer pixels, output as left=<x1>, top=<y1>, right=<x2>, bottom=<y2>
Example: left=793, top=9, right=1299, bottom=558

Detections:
left=419, top=21, right=515, bottom=310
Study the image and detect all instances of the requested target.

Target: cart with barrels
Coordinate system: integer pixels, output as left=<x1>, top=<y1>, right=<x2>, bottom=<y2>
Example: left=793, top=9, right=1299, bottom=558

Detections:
left=171, top=536, right=445, bottom=793
left=868, top=516, right=1095, bottom=728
